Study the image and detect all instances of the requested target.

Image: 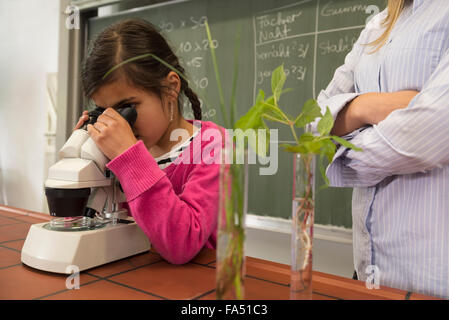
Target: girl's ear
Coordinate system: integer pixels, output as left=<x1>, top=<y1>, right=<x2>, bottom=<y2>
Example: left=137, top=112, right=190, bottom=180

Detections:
left=165, top=71, right=181, bottom=99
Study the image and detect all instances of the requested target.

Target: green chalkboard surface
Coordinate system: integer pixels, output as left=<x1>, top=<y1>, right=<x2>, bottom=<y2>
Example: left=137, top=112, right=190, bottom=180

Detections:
left=88, top=0, right=386, bottom=228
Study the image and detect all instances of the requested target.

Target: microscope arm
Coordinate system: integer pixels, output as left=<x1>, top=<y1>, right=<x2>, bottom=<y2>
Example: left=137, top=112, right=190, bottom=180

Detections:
left=85, top=187, right=108, bottom=214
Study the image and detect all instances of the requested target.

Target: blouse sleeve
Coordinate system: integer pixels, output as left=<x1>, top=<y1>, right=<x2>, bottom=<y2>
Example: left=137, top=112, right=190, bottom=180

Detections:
left=327, top=48, right=449, bottom=187
left=310, top=8, right=388, bottom=141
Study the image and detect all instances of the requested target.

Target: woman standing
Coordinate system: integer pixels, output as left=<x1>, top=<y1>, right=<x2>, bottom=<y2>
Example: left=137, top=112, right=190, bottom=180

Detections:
left=312, top=0, right=449, bottom=299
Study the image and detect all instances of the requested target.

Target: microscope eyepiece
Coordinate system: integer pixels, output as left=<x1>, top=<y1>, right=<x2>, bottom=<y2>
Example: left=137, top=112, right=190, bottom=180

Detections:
left=86, top=106, right=137, bottom=128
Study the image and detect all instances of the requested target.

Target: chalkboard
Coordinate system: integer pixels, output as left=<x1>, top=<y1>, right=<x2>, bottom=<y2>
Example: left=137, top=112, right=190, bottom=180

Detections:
left=88, top=0, right=386, bottom=228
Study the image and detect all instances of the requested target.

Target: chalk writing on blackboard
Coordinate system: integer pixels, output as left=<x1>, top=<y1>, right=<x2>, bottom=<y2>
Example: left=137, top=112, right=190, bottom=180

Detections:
left=253, top=2, right=313, bottom=100
left=320, top=1, right=370, bottom=17
left=255, top=11, right=304, bottom=44
left=159, top=15, right=209, bottom=33
left=319, top=35, right=357, bottom=56
left=158, top=14, right=219, bottom=120
left=253, top=0, right=375, bottom=101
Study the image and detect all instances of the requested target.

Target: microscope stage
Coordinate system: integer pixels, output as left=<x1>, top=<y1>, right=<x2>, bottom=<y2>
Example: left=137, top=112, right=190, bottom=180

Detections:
left=21, top=220, right=151, bottom=274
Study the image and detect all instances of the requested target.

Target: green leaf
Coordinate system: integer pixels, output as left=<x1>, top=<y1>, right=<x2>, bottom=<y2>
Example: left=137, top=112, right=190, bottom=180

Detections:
left=303, top=140, right=324, bottom=154
left=260, top=93, right=287, bottom=123
left=298, top=132, right=315, bottom=143
left=294, top=114, right=308, bottom=129
left=331, top=136, right=363, bottom=152
left=229, top=24, right=242, bottom=126
left=237, top=89, right=289, bottom=126
left=264, top=88, right=293, bottom=108
left=234, top=91, right=265, bottom=131
left=262, top=105, right=287, bottom=123
left=271, top=65, right=286, bottom=103
left=234, top=109, right=263, bottom=132
left=281, top=133, right=323, bottom=155
left=318, top=154, right=331, bottom=187
left=320, top=139, right=337, bottom=163
left=205, top=21, right=228, bottom=127
left=256, top=89, right=265, bottom=104
left=317, top=106, right=334, bottom=136
left=295, top=99, right=322, bottom=128
left=280, top=143, right=307, bottom=154
left=234, top=90, right=271, bottom=157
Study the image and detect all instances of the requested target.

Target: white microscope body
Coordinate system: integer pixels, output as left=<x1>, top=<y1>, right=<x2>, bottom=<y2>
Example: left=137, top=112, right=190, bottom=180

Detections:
left=21, top=124, right=151, bottom=274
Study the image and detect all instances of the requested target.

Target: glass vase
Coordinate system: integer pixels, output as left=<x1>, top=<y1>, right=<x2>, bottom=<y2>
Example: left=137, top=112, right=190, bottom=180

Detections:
left=291, top=153, right=316, bottom=300
left=216, top=145, right=248, bottom=300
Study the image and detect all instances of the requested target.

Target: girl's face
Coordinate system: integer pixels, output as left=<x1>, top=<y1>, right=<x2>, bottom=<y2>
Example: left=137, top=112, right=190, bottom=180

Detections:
left=91, top=76, right=171, bottom=151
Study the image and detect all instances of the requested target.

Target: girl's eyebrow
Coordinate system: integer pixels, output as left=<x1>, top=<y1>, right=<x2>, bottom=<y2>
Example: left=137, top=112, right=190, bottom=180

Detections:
left=96, top=97, right=136, bottom=109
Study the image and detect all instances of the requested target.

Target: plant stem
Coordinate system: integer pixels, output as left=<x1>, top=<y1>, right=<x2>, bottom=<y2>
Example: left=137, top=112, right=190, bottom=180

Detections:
left=262, top=113, right=289, bottom=125
left=230, top=25, right=242, bottom=126
left=293, top=113, right=303, bottom=126
left=217, top=160, right=245, bottom=300
left=296, top=155, right=313, bottom=270
left=205, top=21, right=229, bottom=128
left=290, top=124, right=300, bottom=145
left=262, top=102, right=290, bottom=123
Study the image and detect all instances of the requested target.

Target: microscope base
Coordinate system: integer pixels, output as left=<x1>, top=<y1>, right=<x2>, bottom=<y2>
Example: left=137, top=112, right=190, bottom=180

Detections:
left=21, top=220, right=151, bottom=274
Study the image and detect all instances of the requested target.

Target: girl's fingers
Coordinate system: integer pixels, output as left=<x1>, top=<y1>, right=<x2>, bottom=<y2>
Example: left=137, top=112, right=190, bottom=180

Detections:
left=73, top=122, right=81, bottom=131
left=73, top=112, right=89, bottom=131
left=74, top=120, right=83, bottom=130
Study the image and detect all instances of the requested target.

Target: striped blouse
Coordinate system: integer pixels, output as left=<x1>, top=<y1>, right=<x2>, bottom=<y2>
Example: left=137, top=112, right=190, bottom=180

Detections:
left=311, top=0, right=449, bottom=299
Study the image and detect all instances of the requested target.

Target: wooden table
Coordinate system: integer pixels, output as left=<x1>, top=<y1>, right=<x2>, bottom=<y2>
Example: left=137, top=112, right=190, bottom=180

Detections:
left=0, top=205, right=439, bottom=300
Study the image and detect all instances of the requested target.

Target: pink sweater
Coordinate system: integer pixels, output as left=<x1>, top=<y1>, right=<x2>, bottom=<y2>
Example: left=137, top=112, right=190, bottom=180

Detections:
left=106, top=120, right=223, bottom=265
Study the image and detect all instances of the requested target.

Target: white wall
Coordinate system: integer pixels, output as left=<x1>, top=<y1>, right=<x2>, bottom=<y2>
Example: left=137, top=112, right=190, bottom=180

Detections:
left=0, top=0, right=60, bottom=212
left=245, top=215, right=355, bottom=278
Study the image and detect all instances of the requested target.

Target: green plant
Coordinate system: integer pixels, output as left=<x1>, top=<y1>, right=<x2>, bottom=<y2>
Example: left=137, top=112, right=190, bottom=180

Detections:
left=204, top=20, right=362, bottom=299
left=234, top=64, right=362, bottom=184
left=204, top=21, right=247, bottom=300
left=234, top=65, right=362, bottom=298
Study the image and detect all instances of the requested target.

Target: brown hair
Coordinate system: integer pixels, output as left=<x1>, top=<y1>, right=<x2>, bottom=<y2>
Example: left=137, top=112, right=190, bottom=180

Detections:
left=367, top=0, right=407, bottom=53
left=81, top=18, right=202, bottom=120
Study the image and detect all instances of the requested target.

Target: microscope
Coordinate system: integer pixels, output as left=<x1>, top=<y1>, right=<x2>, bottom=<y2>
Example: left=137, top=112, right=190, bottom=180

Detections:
left=21, top=107, right=151, bottom=274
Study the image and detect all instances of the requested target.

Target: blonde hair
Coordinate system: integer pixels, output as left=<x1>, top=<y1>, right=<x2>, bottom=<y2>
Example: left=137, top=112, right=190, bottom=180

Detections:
left=367, top=0, right=407, bottom=53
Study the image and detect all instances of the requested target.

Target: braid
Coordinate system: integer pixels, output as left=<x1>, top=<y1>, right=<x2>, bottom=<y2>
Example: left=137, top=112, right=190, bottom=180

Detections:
left=183, top=83, right=202, bottom=120
left=174, top=63, right=202, bottom=120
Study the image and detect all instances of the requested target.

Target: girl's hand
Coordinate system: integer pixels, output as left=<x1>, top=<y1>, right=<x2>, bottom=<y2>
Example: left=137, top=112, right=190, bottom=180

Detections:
left=87, top=108, right=138, bottom=160
left=73, top=110, right=89, bottom=131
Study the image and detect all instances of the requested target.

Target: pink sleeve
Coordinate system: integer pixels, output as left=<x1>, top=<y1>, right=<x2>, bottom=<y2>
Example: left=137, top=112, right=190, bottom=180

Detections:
left=105, top=140, right=219, bottom=265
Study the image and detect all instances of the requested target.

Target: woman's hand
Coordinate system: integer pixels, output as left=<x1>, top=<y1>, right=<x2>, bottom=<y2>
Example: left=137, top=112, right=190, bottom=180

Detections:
left=358, top=90, right=420, bottom=125
left=86, top=108, right=138, bottom=160
left=331, top=90, right=420, bottom=136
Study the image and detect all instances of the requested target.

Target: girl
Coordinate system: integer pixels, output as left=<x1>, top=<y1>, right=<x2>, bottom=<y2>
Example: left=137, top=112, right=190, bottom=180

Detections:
left=311, top=0, right=449, bottom=298
left=74, top=18, right=224, bottom=265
